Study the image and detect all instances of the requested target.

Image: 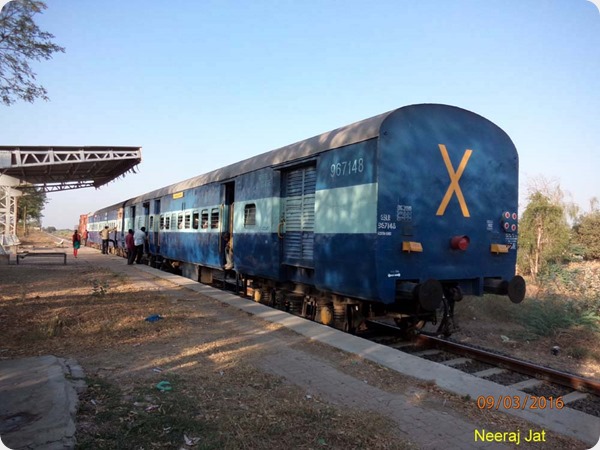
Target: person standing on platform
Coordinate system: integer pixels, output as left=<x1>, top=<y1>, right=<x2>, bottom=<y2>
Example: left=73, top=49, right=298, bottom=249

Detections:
left=72, top=229, right=81, bottom=258
left=99, top=225, right=115, bottom=254
left=133, top=227, right=147, bottom=264
left=125, top=229, right=135, bottom=265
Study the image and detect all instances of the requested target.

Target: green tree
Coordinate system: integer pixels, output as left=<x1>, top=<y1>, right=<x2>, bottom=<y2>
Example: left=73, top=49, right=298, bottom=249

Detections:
left=518, top=191, right=570, bottom=279
left=17, top=187, right=47, bottom=234
left=0, top=0, right=64, bottom=105
left=574, top=211, right=600, bottom=260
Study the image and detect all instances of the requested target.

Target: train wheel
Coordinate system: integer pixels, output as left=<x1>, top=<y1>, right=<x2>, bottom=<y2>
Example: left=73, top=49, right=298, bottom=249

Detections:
left=343, top=320, right=353, bottom=334
left=394, top=317, right=426, bottom=338
left=320, top=304, right=333, bottom=325
left=343, top=305, right=361, bottom=334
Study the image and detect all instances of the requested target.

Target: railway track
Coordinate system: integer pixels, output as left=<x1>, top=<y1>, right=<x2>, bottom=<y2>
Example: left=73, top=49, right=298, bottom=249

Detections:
left=361, top=319, right=600, bottom=417
left=216, top=282, right=600, bottom=417
left=416, top=333, right=600, bottom=396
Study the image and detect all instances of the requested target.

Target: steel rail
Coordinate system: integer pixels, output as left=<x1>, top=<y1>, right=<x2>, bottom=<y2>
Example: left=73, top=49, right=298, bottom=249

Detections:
left=417, top=334, right=600, bottom=395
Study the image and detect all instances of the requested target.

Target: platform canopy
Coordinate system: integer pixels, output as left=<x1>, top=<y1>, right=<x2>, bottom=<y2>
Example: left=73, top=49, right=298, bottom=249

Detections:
left=0, top=146, right=142, bottom=192
left=0, top=146, right=141, bottom=254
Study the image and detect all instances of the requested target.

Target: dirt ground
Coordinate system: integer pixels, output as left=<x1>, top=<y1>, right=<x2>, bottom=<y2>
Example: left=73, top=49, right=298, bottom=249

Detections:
left=0, top=231, right=592, bottom=449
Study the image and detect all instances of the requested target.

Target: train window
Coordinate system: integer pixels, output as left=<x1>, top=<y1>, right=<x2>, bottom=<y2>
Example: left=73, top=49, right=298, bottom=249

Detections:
left=165, top=216, right=171, bottom=230
left=149, top=216, right=154, bottom=230
left=160, top=215, right=165, bottom=230
left=192, top=212, right=199, bottom=229
left=201, top=210, right=209, bottom=229
left=177, top=213, right=184, bottom=230
left=185, top=212, right=191, bottom=229
left=210, top=208, right=219, bottom=229
left=171, top=213, right=177, bottom=230
left=244, top=204, right=256, bottom=226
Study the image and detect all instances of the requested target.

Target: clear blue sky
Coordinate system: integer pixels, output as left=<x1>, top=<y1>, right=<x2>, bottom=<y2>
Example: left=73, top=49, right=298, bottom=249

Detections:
left=1, top=0, right=599, bottom=229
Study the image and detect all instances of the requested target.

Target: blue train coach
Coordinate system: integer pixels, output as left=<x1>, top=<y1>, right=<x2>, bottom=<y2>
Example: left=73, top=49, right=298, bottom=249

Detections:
left=85, top=104, right=525, bottom=335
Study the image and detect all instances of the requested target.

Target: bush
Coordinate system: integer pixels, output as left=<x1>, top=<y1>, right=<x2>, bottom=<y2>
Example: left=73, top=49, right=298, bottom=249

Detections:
left=574, top=212, right=600, bottom=260
left=518, top=296, right=599, bottom=337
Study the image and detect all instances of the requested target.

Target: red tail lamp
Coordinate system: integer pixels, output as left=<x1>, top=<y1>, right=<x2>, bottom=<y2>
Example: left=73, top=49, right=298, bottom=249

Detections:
left=450, top=235, right=470, bottom=251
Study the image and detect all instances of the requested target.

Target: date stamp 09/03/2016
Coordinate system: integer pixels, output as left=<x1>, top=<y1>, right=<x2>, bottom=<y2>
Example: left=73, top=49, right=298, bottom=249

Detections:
left=476, top=395, right=565, bottom=411
left=474, top=395, right=562, bottom=445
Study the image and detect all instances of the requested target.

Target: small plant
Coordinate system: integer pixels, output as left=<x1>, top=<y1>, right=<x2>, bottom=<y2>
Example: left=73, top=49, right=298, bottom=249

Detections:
left=91, top=279, right=109, bottom=297
left=566, top=346, right=589, bottom=360
left=46, top=316, right=64, bottom=337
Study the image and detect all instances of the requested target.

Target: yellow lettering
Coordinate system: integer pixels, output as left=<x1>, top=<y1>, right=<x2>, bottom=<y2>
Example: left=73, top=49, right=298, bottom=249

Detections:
left=436, top=144, right=472, bottom=217
left=525, top=430, right=546, bottom=442
left=475, top=429, right=525, bottom=444
left=509, top=431, right=520, bottom=445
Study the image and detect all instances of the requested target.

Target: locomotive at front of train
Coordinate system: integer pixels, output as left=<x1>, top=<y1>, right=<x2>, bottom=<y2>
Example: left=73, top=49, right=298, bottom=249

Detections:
left=374, top=104, right=525, bottom=334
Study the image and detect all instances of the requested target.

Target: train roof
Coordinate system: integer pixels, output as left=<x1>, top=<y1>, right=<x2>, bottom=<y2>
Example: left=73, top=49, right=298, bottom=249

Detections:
left=89, top=200, right=127, bottom=216
left=126, top=108, right=394, bottom=204
left=123, top=103, right=502, bottom=207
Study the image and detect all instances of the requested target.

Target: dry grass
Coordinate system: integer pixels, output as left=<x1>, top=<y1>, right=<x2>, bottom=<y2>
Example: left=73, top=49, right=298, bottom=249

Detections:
left=1, top=231, right=592, bottom=450
left=1, top=232, right=413, bottom=450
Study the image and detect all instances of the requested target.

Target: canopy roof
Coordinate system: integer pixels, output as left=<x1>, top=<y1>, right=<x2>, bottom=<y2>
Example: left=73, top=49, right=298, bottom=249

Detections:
left=0, top=146, right=142, bottom=192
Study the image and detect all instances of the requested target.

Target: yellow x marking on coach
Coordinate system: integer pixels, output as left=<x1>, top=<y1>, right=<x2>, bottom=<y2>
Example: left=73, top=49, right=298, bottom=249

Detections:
left=436, top=144, right=472, bottom=217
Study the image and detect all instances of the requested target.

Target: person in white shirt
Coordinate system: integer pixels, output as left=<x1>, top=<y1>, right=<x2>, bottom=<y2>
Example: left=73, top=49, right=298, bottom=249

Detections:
left=133, top=227, right=147, bottom=264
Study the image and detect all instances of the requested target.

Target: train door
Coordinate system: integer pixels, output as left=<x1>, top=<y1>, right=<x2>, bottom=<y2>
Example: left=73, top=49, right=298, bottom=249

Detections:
left=128, top=206, right=136, bottom=232
left=116, top=207, right=124, bottom=250
left=142, top=202, right=150, bottom=253
left=152, top=199, right=161, bottom=253
left=281, top=165, right=316, bottom=267
left=221, top=182, right=235, bottom=268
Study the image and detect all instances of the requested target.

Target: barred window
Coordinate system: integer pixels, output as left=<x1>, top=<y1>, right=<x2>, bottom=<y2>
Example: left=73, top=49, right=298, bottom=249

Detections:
left=165, top=216, right=171, bottom=230
left=201, top=210, right=209, bottom=229
left=192, top=212, right=199, bottom=230
left=244, top=204, right=256, bottom=226
left=185, top=212, right=191, bottom=229
left=211, top=208, right=219, bottom=229
left=159, top=215, right=165, bottom=230
left=177, top=213, right=184, bottom=229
